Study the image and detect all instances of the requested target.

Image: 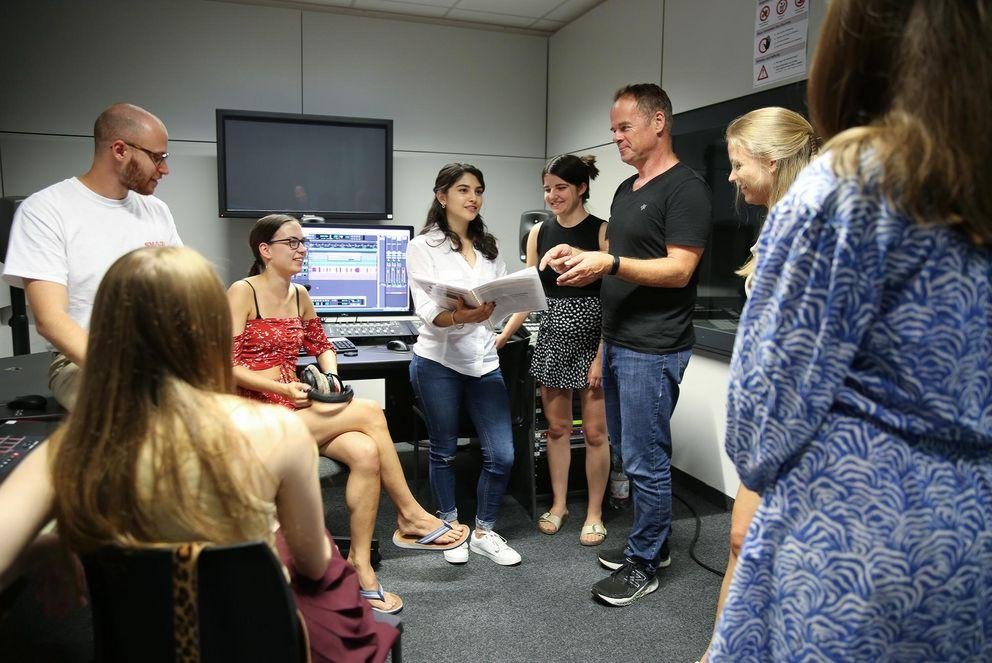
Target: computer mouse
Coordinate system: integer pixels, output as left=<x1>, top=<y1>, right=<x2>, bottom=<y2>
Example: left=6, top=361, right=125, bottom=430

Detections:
left=7, top=394, right=48, bottom=410
left=386, top=339, right=409, bottom=352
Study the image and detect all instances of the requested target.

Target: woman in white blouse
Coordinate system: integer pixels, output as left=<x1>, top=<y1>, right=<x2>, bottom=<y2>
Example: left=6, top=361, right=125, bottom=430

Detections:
left=406, top=163, right=521, bottom=567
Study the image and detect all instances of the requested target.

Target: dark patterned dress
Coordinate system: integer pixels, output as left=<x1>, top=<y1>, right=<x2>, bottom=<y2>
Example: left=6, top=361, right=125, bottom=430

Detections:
left=530, top=214, right=606, bottom=389
left=711, top=155, right=992, bottom=660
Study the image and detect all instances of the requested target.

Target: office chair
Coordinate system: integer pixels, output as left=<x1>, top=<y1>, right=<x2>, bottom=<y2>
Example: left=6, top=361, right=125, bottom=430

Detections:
left=82, top=541, right=403, bottom=663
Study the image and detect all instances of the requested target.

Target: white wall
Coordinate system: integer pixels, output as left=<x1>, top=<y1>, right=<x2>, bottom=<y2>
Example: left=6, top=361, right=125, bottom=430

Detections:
left=547, top=0, right=827, bottom=497
left=663, top=0, right=827, bottom=113
left=0, top=0, right=546, bottom=298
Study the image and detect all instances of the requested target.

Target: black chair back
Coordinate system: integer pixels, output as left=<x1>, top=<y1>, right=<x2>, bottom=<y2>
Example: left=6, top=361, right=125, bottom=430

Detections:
left=82, top=541, right=307, bottom=663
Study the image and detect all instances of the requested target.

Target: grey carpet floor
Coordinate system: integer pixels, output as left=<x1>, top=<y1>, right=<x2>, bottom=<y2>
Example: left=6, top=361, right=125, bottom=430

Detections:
left=324, top=444, right=732, bottom=663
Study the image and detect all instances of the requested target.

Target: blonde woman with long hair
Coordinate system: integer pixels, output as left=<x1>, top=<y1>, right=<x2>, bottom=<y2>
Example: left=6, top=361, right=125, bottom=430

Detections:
left=701, top=106, right=818, bottom=662
left=0, top=247, right=396, bottom=662
left=712, top=0, right=992, bottom=659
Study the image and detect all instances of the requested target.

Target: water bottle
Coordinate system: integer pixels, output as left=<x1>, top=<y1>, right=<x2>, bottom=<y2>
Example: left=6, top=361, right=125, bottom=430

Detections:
left=609, top=451, right=630, bottom=509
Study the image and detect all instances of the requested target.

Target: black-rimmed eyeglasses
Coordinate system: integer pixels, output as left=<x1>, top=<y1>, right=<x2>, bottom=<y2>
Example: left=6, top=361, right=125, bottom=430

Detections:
left=267, top=237, right=309, bottom=250
left=123, top=141, right=169, bottom=167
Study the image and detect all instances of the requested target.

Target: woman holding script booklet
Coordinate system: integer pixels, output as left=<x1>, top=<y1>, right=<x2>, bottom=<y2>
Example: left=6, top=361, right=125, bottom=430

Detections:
left=501, top=154, right=611, bottom=546
left=406, top=163, right=524, bottom=567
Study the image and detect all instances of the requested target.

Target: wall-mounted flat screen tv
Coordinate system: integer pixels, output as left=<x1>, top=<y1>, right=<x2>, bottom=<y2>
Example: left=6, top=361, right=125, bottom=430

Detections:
left=672, top=80, right=808, bottom=356
left=216, top=109, right=393, bottom=220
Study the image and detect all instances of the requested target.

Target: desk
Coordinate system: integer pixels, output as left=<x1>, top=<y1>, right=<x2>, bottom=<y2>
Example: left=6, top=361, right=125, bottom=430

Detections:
left=0, top=349, right=539, bottom=517
left=0, top=352, right=65, bottom=421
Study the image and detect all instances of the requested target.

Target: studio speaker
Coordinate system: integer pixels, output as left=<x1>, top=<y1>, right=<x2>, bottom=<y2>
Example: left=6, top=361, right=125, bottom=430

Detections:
left=518, top=209, right=553, bottom=261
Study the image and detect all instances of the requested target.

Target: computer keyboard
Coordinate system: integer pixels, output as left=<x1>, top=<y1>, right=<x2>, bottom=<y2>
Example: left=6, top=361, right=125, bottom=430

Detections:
left=330, top=337, right=358, bottom=355
left=0, top=434, right=43, bottom=481
left=322, top=320, right=418, bottom=345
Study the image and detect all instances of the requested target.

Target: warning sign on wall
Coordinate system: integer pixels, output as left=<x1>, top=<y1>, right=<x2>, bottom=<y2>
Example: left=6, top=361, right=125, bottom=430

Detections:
left=753, top=0, right=809, bottom=88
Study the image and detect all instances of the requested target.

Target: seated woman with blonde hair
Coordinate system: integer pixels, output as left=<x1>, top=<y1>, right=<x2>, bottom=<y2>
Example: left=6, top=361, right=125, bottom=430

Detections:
left=0, top=246, right=397, bottom=662
left=228, top=214, right=469, bottom=614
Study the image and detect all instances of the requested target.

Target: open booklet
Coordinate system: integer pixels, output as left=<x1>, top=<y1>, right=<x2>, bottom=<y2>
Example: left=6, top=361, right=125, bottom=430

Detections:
left=411, top=266, right=548, bottom=331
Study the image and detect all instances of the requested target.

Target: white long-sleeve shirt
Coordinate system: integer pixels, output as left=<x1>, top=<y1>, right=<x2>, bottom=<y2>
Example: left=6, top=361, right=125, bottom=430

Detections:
left=406, top=229, right=506, bottom=377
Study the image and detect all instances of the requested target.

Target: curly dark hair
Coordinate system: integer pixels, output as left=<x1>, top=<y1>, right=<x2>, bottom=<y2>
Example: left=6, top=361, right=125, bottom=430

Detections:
left=421, top=163, right=498, bottom=260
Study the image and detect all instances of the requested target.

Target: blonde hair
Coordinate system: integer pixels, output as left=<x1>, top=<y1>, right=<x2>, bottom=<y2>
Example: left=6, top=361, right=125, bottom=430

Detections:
left=50, top=247, right=270, bottom=552
left=809, top=0, right=992, bottom=244
left=727, top=107, right=819, bottom=278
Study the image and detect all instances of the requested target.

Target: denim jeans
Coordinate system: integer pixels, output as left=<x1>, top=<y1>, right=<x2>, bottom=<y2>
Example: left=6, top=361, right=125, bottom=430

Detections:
left=602, top=342, right=691, bottom=573
left=409, top=354, right=514, bottom=531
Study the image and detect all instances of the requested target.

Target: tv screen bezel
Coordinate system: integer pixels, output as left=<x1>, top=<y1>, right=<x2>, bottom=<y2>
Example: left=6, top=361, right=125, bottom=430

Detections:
left=216, top=109, right=393, bottom=221
left=295, top=221, right=415, bottom=318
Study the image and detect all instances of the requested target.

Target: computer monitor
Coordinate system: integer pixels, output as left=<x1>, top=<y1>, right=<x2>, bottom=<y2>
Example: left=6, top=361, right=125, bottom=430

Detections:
left=292, top=223, right=414, bottom=317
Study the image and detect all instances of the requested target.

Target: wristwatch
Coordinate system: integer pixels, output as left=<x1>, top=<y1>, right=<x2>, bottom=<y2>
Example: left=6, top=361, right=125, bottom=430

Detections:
left=609, top=255, right=621, bottom=276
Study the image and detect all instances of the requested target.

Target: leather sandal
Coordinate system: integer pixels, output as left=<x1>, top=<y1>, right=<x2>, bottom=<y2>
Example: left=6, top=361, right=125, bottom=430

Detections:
left=579, top=522, right=607, bottom=546
left=537, top=510, right=568, bottom=535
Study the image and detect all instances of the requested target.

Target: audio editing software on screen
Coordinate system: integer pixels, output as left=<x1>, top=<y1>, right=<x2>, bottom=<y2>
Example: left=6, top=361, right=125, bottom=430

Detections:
left=294, top=226, right=410, bottom=316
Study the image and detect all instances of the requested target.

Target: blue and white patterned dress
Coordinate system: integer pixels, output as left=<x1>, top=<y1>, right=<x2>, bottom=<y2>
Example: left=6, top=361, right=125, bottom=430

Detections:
left=711, top=155, right=992, bottom=661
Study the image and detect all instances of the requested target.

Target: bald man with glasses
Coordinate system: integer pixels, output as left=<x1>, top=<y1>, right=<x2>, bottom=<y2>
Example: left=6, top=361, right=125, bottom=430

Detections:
left=2, top=102, right=182, bottom=409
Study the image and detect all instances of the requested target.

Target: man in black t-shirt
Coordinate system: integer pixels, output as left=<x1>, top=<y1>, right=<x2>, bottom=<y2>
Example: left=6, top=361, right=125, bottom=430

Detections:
left=541, top=83, right=712, bottom=606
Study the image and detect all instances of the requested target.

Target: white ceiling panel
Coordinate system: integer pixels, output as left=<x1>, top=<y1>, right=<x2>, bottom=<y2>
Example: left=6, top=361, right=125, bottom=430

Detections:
left=531, top=18, right=566, bottom=31
left=446, top=8, right=539, bottom=27
left=545, top=0, right=602, bottom=22
left=353, top=0, right=449, bottom=17
left=453, top=0, right=562, bottom=19
left=224, top=0, right=605, bottom=33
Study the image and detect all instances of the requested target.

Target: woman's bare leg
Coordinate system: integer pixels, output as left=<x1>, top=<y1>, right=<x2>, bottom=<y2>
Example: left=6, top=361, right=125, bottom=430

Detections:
left=309, top=429, right=400, bottom=611
left=702, top=484, right=762, bottom=661
left=578, top=385, right=609, bottom=542
left=296, top=398, right=464, bottom=545
left=539, top=386, right=573, bottom=532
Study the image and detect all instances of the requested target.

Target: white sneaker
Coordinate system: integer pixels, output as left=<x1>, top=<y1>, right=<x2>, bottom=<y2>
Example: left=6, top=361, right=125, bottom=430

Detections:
left=443, top=541, right=468, bottom=565
left=469, top=530, right=521, bottom=566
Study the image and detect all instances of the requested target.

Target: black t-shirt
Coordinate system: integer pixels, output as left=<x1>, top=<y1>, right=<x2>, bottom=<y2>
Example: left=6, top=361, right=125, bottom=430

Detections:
left=601, top=162, right=712, bottom=354
left=537, top=214, right=607, bottom=297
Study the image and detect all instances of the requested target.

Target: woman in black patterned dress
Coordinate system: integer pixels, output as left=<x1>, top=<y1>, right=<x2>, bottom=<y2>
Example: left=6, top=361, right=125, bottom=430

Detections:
left=499, top=154, right=610, bottom=545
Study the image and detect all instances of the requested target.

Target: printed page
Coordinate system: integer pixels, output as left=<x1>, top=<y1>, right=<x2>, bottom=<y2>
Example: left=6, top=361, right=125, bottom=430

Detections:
left=409, top=277, right=483, bottom=310
left=411, top=267, right=547, bottom=332
left=471, top=267, right=548, bottom=328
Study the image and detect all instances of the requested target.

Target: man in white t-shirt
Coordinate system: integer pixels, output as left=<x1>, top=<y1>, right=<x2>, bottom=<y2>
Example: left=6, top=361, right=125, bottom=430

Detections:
left=2, top=103, right=182, bottom=409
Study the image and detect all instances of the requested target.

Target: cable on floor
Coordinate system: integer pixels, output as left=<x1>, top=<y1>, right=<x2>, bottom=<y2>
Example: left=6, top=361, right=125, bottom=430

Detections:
left=672, top=491, right=725, bottom=577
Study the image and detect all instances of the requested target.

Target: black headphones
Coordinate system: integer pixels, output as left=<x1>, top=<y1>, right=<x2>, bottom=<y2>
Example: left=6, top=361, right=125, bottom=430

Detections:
left=300, top=365, right=354, bottom=404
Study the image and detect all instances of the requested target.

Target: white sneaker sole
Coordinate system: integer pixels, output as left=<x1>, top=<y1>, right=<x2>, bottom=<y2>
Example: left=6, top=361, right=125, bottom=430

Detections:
left=443, top=543, right=469, bottom=565
left=594, top=576, right=659, bottom=606
left=469, top=544, right=521, bottom=566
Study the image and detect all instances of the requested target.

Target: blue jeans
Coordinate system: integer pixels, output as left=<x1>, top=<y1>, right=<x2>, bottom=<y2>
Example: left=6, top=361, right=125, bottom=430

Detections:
left=602, top=342, right=691, bottom=573
left=409, top=355, right=514, bottom=531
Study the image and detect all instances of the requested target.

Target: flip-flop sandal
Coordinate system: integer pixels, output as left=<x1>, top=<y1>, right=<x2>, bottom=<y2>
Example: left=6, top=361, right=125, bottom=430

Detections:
left=359, top=584, right=403, bottom=615
left=537, top=510, right=568, bottom=535
left=392, top=521, right=470, bottom=551
left=579, top=522, right=607, bottom=546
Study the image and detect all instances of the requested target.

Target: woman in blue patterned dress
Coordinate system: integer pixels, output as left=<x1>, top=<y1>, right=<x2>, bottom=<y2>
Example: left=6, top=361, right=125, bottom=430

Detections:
left=712, top=1, right=992, bottom=660
left=701, top=107, right=818, bottom=663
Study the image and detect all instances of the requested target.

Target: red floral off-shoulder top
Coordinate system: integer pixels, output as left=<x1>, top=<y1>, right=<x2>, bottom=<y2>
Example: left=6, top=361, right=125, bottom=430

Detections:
left=232, top=281, right=333, bottom=409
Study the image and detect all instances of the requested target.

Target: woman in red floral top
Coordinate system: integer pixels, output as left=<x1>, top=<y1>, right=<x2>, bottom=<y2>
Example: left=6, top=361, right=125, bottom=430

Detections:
left=228, top=215, right=469, bottom=615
